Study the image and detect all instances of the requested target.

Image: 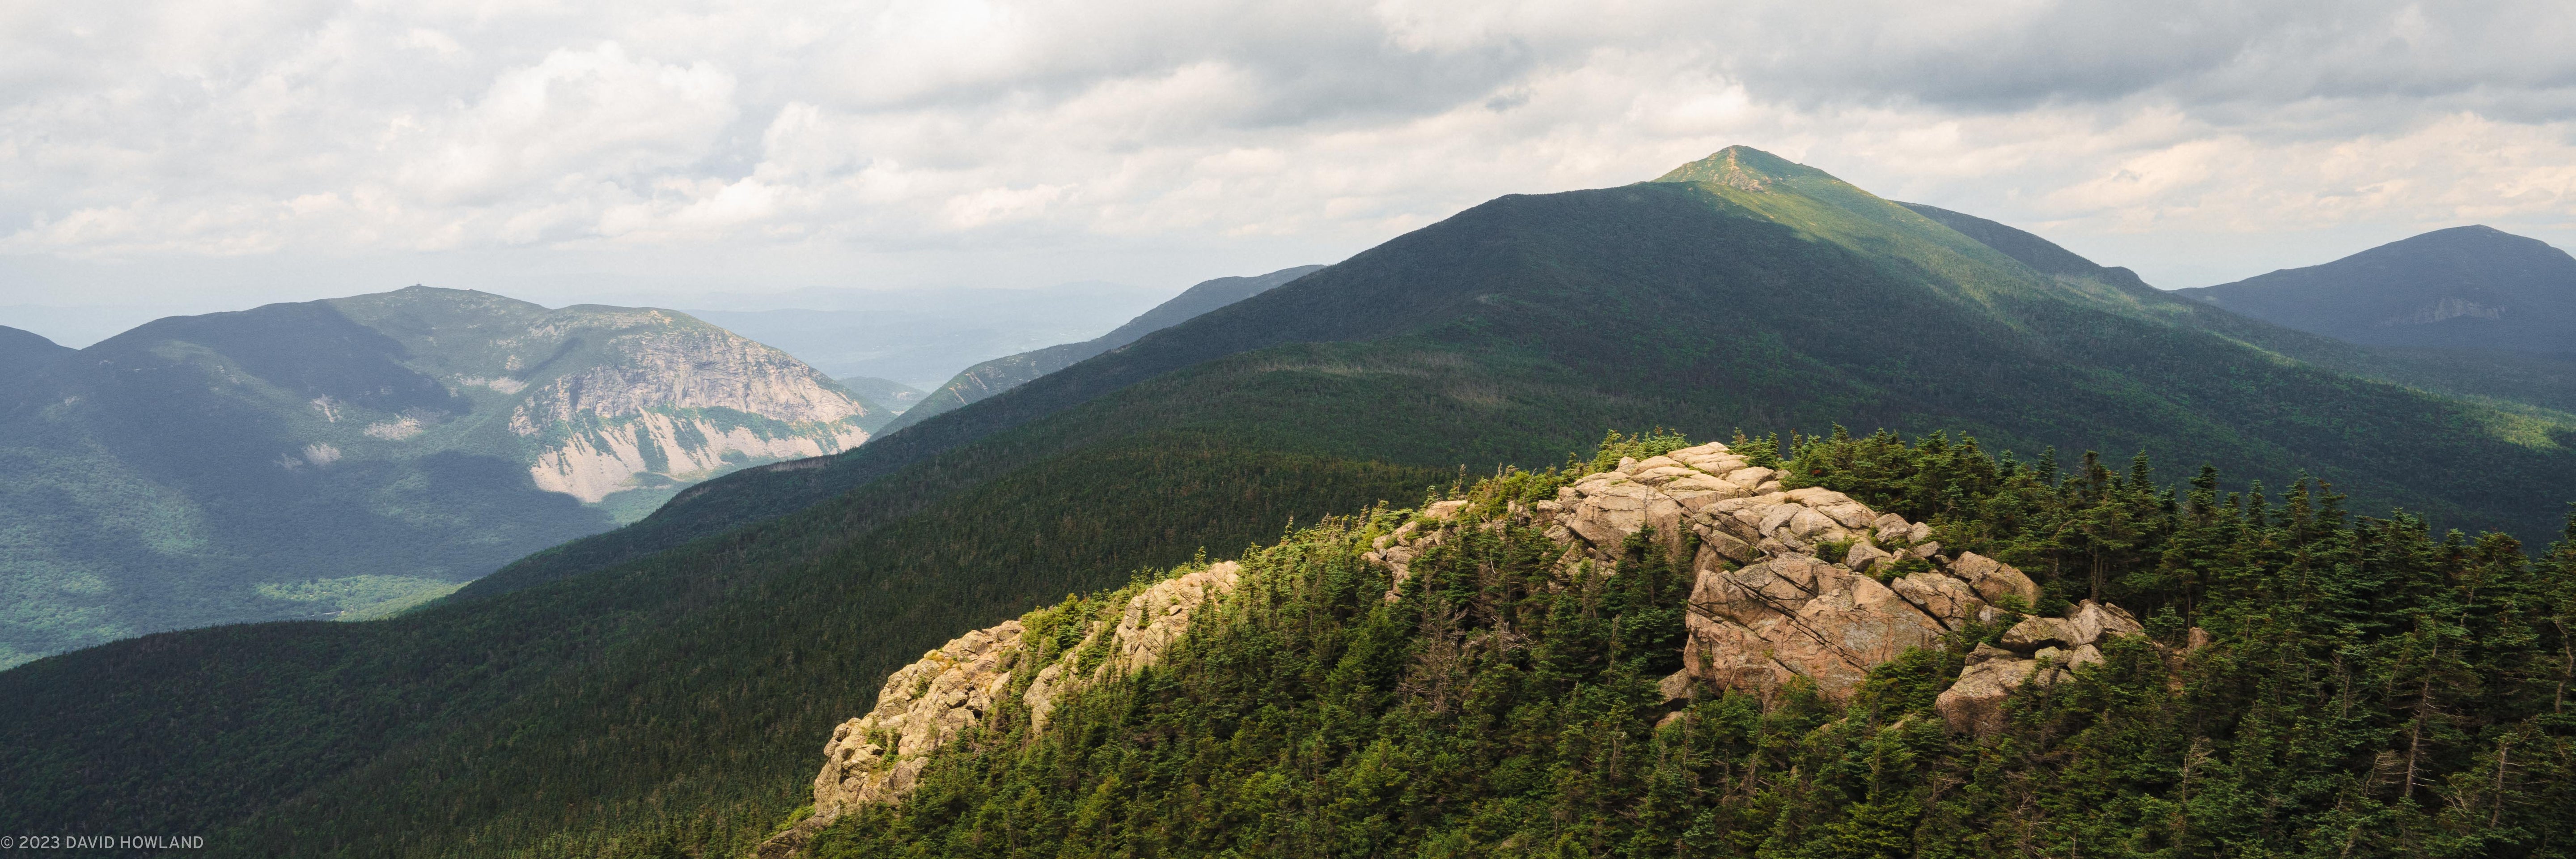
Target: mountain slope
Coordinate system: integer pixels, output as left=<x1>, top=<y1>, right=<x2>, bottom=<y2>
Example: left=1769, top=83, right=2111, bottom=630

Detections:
left=0, top=325, right=72, bottom=379
left=2175, top=225, right=2576, bottom=354
left=9, top=147, right=2576, bottom=857
left=1907, top=203, right=2576, bottom=417
left=541, top=145, right=2576, bottom=582
left=0, top=287, right=886, bottom=665
left=884, top=264, right=1325, bottom=431
left=1899, top=202, right=2162, bottom=296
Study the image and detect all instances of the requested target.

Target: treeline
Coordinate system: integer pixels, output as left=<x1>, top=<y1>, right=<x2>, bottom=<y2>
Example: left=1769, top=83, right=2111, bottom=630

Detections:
left=815, top=430, right=2576, bottom=858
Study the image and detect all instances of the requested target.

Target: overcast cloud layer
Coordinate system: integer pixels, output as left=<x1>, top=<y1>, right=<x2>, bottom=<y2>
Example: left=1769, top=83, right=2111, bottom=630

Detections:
left=8, top=0, right=2576, bottom=336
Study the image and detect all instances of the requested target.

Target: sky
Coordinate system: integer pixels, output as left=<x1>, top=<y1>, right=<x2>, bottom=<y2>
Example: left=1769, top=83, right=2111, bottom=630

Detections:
left=8, top=0, right=2576, bottom=344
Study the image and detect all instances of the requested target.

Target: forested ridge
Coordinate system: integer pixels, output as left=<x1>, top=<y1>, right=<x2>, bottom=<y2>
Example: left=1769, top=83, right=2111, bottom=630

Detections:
left=814, top=430, right=2576, bottom=858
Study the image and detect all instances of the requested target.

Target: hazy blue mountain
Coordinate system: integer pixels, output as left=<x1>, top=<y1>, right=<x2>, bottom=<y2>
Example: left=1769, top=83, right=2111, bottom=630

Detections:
left=882, top=265, right=1326, bottom=432
left=0, top=325, right=73, bottom=379
left=0, top=287, right=888, bottom=667
left=835, top=376, right=926, bottom=412
left=2174, top=225, right=2576, bottom=354
left=688, top=281, right=1176, bottom=388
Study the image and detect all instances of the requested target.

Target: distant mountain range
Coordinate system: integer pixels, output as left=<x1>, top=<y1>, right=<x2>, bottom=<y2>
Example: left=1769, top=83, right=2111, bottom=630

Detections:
left=10, top=147, right=2576, bottom=856
left=2176, top=225, right=2576, bottom=355
left=882, top=265, right=1325, bottom=432
left=686, top=281, right=1179, bottom=389
left=0, top=287, right=890, bottom=667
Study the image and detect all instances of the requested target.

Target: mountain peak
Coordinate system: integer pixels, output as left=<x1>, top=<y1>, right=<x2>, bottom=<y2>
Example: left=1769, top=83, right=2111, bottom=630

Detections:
left=1651, top=145, right=1835, bottom=191
left=2173, top=224, right=2576, bottom=353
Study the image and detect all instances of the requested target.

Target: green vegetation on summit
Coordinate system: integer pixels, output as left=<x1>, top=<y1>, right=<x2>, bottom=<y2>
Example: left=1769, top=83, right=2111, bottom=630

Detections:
left=5, top=147, right=2575, bottom=858
left=0, top=287, right=887, bottom=665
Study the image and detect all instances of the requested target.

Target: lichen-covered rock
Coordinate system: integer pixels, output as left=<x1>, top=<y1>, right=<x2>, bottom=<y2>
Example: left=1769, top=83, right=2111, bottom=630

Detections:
left=2002, top=600, right=2144, bottom=653
left=1843, top=540, right=1893, bottom=574
left=1944, top=552, right=2041, bottom=607
left=1693, top=527, right=1757, bottom=565
left=1684, top=556, right=1950, bottom=696
left=1890, top=571, right=1983, bottom=630
left=2065, top=599, right=2144, bottom=644
left=2001, top=616, right=2079, bottom=650
left=1936, top=644, right=2038, bottom=736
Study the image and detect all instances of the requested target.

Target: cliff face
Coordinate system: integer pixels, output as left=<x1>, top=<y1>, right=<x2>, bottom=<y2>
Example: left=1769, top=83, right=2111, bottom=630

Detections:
left=330, top=288, right=888, bottom=504
left=501, top=324, right=877, bottom=502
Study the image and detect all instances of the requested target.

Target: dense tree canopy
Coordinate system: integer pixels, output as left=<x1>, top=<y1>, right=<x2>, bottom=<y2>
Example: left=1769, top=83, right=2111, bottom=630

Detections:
left=813, top=430, right=2576, bottom=859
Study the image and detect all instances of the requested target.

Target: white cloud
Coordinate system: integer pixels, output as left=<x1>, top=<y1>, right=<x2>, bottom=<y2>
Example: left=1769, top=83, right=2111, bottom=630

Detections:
left=4, top=0, right=2576, bottom=302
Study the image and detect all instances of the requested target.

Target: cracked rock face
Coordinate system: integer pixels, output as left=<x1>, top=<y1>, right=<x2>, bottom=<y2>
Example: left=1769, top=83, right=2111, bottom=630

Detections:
left=1550, top=442, right=2020, bottom=700
left=1685, top=554, right=1948, bottom=694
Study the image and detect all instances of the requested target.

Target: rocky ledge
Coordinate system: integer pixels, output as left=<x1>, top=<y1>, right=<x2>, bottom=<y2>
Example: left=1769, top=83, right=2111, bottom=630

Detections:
left=757, top=563, right=1240, bottom=857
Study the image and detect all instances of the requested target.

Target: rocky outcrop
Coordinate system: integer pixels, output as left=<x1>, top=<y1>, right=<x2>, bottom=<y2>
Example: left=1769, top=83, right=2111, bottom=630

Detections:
left=1540, top=442, right=2029, bottom=701
left=762, top=563, right=1241, bottom=857
left=810, top=622, right=1026, bottom=823
left=1520, top=442, right=2142, bottom=732
left=1361, top=499, right=1468, bottom=596
left=1025, top=564, right=1240, bottom=731
left=1932, top=600, right=2145, bottom=735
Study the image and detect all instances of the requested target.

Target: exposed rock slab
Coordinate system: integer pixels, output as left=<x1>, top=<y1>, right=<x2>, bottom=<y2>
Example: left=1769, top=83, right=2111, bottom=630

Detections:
left=766, top=563, right=1241, bottom=856
left=811, top=621, right=1025, bottom=823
